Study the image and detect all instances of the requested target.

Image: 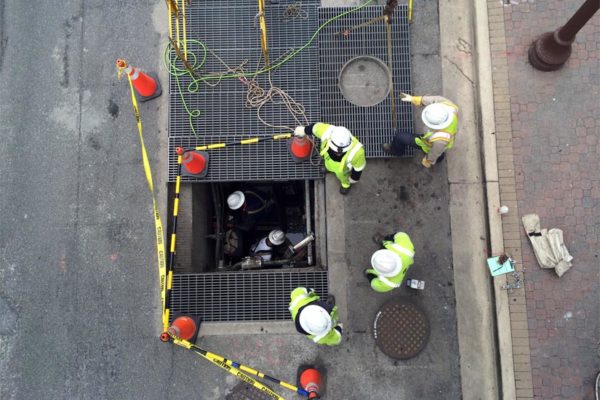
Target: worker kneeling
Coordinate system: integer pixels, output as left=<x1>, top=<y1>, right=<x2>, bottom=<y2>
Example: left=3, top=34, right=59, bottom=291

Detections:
left=288, top=287, right=342, bottom=346
left=250, top=229, right=291, bottom=262
left=294, top=123, right=366, bottom=195
left=364, top=232, right=415, bottom=293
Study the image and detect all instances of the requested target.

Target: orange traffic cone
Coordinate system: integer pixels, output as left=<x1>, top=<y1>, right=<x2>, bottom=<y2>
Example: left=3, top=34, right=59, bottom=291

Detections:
left=160, top=314, right=202, bottom=343
left=299, top=368, right=322, bottom=399
left=176, top=147, right=209, bottom=177
left=288, top=136, right=313, bottom=163
left=116, top=59, right=162, bottom=102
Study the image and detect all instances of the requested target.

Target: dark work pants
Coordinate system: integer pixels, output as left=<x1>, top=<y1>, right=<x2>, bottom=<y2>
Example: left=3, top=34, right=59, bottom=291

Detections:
left=390, top=131, right=445, bottom=162
left=390, top=131, right=420, bottom=155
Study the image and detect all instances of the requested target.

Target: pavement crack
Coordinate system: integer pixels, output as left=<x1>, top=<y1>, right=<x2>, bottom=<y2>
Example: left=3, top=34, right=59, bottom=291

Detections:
left=74, top=0, right=85, bottom=235
left=0, top=1, right=6, bottom=72
left=443, top=55, right=474, bottom=86
left=457, top=37, right=472, bottom=54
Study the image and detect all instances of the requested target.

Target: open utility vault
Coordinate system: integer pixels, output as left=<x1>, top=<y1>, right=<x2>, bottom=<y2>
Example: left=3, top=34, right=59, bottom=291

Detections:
left=166, top=0, right=412, bottom=324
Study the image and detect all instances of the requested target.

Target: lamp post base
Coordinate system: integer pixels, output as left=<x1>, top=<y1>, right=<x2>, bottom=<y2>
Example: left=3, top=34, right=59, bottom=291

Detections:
left=528, top=31, right=573, bottom=71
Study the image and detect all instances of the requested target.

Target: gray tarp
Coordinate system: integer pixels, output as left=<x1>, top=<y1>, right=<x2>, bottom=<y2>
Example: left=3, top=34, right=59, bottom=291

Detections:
left=522, top=214, right=573, bottom=277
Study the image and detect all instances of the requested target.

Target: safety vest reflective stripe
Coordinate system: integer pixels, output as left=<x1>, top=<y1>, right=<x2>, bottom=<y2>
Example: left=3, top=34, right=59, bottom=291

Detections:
left=288, top=289, right=309, bottom=311
left=388, top=243, right=414, bottom=258
left=378, top=275, right=402, bottom=288
left=428, top=131, right=452, bottom=142
left=312, top=325, right=338, bottom=343
left=346, top=142, right=363, bottom=170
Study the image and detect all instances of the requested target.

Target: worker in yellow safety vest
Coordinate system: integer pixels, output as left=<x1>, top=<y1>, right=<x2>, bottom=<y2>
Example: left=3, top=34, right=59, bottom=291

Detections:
left=294, top=123, right=366, bottom=195
left=383, top=94, right=459, bottom=168
left=288, top=287, right=343, bottom=346
left=364, top=232, right=415, bottom=293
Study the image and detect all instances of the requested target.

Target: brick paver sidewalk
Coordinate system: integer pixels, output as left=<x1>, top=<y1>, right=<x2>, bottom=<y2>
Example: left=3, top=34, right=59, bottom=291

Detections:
left=487, top=0, right=600, bottom=399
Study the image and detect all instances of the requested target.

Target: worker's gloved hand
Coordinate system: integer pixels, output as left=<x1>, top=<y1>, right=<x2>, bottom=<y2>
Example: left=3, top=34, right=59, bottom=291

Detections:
left=421, top=156, right=431, bottom=169
left=400, top=92, right=413, bottom=102
left=348, top=177, right=358, bottom=184
left=294, top=126, right=306, bottom=137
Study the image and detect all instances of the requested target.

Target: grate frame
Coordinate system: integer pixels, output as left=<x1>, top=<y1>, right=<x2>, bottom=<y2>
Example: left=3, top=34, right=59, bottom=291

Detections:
left=170, top=271, right=329, bottom=322
left=318, top=5, right=414, bottom=158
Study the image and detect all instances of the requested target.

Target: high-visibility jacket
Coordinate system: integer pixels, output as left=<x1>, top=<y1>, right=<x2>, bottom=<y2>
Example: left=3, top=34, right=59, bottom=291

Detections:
left=367, top=232, right=415, bottom=293
left=412, top=97, right=459, bottom=155
left=312, top=123, right=366, bottom=185
left=288, top=287, right=342, bottom=346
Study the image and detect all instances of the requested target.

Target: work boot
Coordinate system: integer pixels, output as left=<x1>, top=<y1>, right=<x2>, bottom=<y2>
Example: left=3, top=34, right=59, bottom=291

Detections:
left=382, top=143, right=394, bottom=154
left=339, top=186, right=351, bottom=195
left=372, top=232, right=385, bottom=244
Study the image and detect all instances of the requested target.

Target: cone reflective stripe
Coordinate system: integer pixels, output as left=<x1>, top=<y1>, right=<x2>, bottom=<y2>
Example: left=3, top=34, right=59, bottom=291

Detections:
left=116, top=59, right=162, bottom=102
left=299, top=368, right=322, bottom=399
left=289, top=136, right=313, bottom=162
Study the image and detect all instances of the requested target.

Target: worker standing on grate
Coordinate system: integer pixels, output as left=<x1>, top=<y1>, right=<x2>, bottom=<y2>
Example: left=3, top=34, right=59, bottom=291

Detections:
left=288, top=287, right=342, bottom=346
left=364, top=232, right=415, bottom=293
left=249, top=229, right=292, bottom=262
left=383, top=94, right=459, bottom=168
left=294, top=123, right=366, bottom=195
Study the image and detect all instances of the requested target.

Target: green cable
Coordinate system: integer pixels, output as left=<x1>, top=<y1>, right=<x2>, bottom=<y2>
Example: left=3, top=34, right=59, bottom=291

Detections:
left=164, top=0, right=375, bottom=134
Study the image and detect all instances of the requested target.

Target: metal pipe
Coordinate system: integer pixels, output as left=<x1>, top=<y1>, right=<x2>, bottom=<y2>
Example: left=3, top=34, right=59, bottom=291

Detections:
left=304, top=180, right=313, bottom=265
left=293, top=234, right=315, bottom=253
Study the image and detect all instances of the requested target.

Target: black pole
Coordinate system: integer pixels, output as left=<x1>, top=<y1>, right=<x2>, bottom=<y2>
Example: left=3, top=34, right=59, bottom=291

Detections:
left=528, top=0, right=599, bottom=71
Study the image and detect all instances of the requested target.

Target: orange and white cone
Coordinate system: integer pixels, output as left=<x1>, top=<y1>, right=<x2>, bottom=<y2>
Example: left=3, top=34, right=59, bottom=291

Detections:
left=176, top=147, right=210, bottom=177
left=160, top=314, right=202, bottom=343
left=299, top=367, right=323, bottom=399
left=288, top=136, right=313, bottom=163
left=116, top=59, right=162, bottom=102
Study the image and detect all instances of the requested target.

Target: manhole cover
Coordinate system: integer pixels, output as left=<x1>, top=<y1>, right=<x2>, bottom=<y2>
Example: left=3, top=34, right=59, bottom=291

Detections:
left=338, top=55, right=392, bottom=107
left=373, top=299, right=429, bottom=360
left=226, top=382, right=276, bottom=400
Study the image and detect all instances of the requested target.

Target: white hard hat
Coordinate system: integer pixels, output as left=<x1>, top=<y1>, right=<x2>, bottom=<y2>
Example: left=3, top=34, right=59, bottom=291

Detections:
left=421, top=103, right=454, bottom=130
left=371, top=249, right=402, bottom=277
left=227, top=191, right=245, bottom=210
left=268, top=229, right=286, bottom=246
left=329, top=126, right=352, bottom=153
left=299, top=304, right=333, bottom=336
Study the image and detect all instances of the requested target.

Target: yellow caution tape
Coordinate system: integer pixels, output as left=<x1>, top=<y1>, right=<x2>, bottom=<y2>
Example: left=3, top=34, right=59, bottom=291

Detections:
left=172, top=338, right=286, bottom=399
left=123, top=72, right=169, bottom=331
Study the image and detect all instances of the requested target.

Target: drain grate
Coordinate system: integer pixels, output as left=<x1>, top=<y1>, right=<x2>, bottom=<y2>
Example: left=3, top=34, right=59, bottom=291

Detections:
left=168, top=136, right=323, bottom=182
left=169, top=2, right=320, bottom=138
left=170, top=271, right=328, bottom=322
left=318, top=5, right=414, bottom=158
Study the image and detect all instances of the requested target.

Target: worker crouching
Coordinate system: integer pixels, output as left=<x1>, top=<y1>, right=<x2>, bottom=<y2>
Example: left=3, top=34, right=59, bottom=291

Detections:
left=288, top=287, right=342, bottom=346
left=364, top=232, right=415, bottom=293
left=294, top=123, right=366, bottom=195
left=383, top=94, right=459, bottom=168
left=250, top=229, right=291, bottom=262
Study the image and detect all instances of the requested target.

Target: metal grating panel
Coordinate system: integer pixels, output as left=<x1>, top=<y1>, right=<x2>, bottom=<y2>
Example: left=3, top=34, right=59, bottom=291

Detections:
left=318, top=5, right=414, bottom=158
left=170, top=271, right=329, bottom=322
left=168, top=136, right=323, bottom=182
left=169, top=2, right=320, bottom=138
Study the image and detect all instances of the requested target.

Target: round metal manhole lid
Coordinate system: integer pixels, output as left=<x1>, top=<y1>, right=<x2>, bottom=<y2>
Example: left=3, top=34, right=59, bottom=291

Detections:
left=373, top=299, right=430, bottom=360
left=338, top=55, right=392, bottom=107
